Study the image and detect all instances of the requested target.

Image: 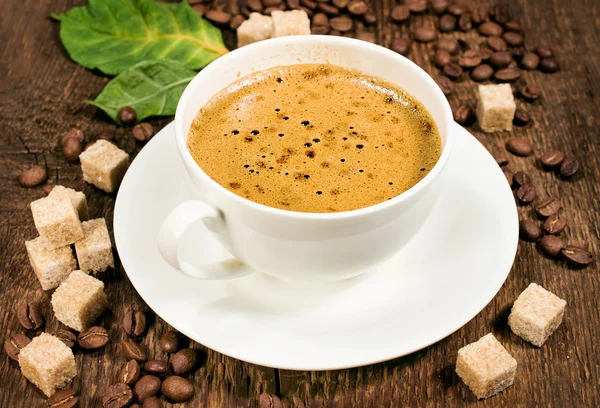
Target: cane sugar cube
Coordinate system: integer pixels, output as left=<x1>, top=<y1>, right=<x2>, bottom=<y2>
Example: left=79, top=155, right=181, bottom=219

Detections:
left=237, top=13, right=273, bottom=47
left=456, top=333, right=517, bottom=399
left=508, top=283, right=567, bottom=347
left=75, top=218, right=114, bottom=274
left=25, top=236, right=77, bottom=290
left=476, top=84, right=516, bottom=132
left=30, top=195, right=83, bottom=248
left=79, top=140, right=129, bottom=193
left=48, top=185, right=88, bottom=221
left=18, top=333, right=77, bottom=397
left=271, top=10, right=311, bottom=38
left=51, top=270, right=108, bottom=331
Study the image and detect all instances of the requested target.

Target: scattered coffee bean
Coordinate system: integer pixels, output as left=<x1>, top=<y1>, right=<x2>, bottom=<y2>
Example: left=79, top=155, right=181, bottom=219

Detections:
left=437, top=38, right=459, bottom=54
left=47, top=388, right=78, bottom=408
left=61, top=128, right=84, bottom=145
left=491, top=4, right=508, bottom=24
left=142, top=397, right=163, bottom=408
left=559, top=157, right=580, bottom=178
left=19, top=166, right=48, bottom=188
left=119, top=360, right=141, bottom=386
left=489, top=51, right=512, bottom=69
left=502, top=31, right=523, bottom=47
left=458, top=50, right=482, bottom=68
left=543, top=213, right=566, bottom=235
left=17, top=302, right=44, bottom=331
left=447, top=4, right=467, bottom=16
left=170, top=348, right=202, bottom=376
left=413, top=27, right=436, bottom=42
left=494, top=154, right=509, bottom=167
left=347, top=0, right=367, bottom=15
left=247, top=0, right=263, bottom=12
left=134, top=375, right=161, bottom=403
left=311, top=24, right=329, bottom=34
left=192, top=4, right=205, bottom=15
left=312, top=12, right=329, bottom=26
left=356, top=31, right=376, bottom=43
left=300, top=0, right=316, bottom=10
left=4, top=333, right=30, bottom=361
left=539, top=57, right=560, bottom=73
left=259, top=393, right=284, bottom=408
left=502, top=167, right=514, bottom=185
left=391, top=5, right=410, bottom=22
left=540, top=149, right=564, bottom=169
left=561, top=245, right=593, bottom=267
left=407, top=0, right=428, bottom=13
left=78, top=326, right=109, bottom=350
left=506, top=138, right=533, bottom=157
left=516, top=184, right=536, bottom=205
left=487, top=36, right=507, bottom=51
left=512, top=171, right=531, bottom=187
left=161, top=376, right=195, bottom=403
left=331, top=0, right=348, bottom=8
left=103, top=383, right=134, bottom=408
left=538, top=235, right=564, bottom=258
left=520, top=82, right=541, bottom=102
left=443, top=63, right=462, bottom=79
left=363, top=11, right=377, bottom=24
left=62, top=137, right=82, bottom=161
left=329, top=16, right=352, bottom=31
left=431, top=0, right=448, bottom=15
left=317, top=3, right=339, bottom=15
left=458, top=14, right=472, bottom=31
left=495, top=67, right=521, bottom=82
left=122, top=338, right=147, bottom=362
left=471, top=6, right=488, bottom=24
left=118, top=106, right=137, bottom=126
left=478, top=21, right=502, bottom=36
left=52, top=329, right=77, bottom=349
left=519, top=220, right=542, bottom=242
left=391, top=38, right=411, bottom=56
left=513, top=108, right=530, bottom=126
left=534, top=45, right=554, bottom=59
left=229, top=15, right=245, bottom=30
left=159, top=331, right=187, bottom=354
left=435, top=76, right=454, bottom=96
left=329, top=29, right=341, bottom=36
left=143, top=360, right=169, bottom=376
left=439, top=14, right=457, bottom=32
left=504, top=21, right=522, bottom=32
left=132, top=123, right=154, bottom=143
left=124, top=309, right=147, bottom=337
left=433, top=49, right=452, bottom=67
left=510, top=47, right=525, bottom=63
left=535, top=198, right=561, bottom=218
left=452, top=105, right=473, bottom=125
left=479, top=47, right=494, bottom=61
left=521, top=52, right=540, bottom=70
left=471, top=64, right=494, bottom=81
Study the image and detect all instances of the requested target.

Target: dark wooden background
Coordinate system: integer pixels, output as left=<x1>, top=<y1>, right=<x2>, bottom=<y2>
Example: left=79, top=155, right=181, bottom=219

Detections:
left=1, top=0, right=599, bottom=406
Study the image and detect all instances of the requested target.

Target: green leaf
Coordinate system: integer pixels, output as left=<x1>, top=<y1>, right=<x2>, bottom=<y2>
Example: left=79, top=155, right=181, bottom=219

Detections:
left=54, top=0, right=228, bottom=75
left=89, top=59, right=196, bottom=123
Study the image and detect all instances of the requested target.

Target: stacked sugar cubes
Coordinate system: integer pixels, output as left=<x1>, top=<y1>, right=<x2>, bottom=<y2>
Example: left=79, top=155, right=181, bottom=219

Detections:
left=237, top=10, right=310, bottom=47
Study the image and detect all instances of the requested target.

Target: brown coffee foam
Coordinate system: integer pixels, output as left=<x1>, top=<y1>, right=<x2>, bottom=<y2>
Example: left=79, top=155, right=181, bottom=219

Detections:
left=188, top=64, right=441, bottom=213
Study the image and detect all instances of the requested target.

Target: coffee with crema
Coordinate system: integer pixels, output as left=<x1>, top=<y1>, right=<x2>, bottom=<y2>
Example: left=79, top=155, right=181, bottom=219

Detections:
left=187, top=64, right=441, bottom=213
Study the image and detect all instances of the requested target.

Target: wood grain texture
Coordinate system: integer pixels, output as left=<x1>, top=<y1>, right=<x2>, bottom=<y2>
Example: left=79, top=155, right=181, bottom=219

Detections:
left=0, top=0, right=599, bottom=406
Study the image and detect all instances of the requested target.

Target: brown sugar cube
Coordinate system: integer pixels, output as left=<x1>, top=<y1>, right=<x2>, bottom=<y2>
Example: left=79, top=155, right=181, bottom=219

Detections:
left=25, top=236, right=77, bottom=290
left=51, top=270, right=108, bottom=331
left=271, top=10, right=311, bottom=37
left=508, top=283, right=567, bottom=347
left=456, top=333, right=517, bottom=399
left=237, top=13, right=273, bottom=47
left=75, top=218, right=114, bottom=274
left=30, top=195, right=83, bottom=248
left=48, top=185, right=88, bottom=220
left=476, top=84, right=516, bottom=132
left=18, top=333, right=77, bottom=397
left=79, top=140, right=129, bottom=193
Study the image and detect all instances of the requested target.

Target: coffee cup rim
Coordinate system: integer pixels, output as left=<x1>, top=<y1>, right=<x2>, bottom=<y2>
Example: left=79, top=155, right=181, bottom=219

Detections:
left=175, top=35, right=454, bottom=220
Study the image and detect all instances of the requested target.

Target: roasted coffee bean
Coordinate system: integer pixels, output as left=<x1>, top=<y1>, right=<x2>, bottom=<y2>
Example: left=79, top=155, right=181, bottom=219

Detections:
left=4, top=333, right=30, bottom=361
left=491, top=5, right=508, bottom=24
left=122, top=338, right=147, bottom=362
left=452, top=105, right=473, bottom=125
left=471, top=6, right=488, bottom=24
left=331, top=0, right=348, bottom=8
left=540, top=150, right=564, bottom=169
left=407, top=0, right=427, bottom=13
left=510, top=47, right=525, bottom=63
left=458, top=50, right=481, bottom=68
left=433, top=49, right=452, bottom=67
left=170, top=348, right=202, bottom=376
left=118, top=106, right=137, bottom=126
left=264, top=0, right=283, bottom=6
left=478, top=21, right=502, bottom=36
left=329, top=29, right=342, bottom=36
left=513, top=108, right=530, bottom=126
left=159, top=331, right=187, bottom=354
left=312, top=12, right=329, bottom=26
left=391, top=38, right=411, bottom=56
left=19, top=166, right=48, bottom=188
left=447, top=4, right=467, bottom=16
left=47, top=388, right=78, bottom=408
left=191, top=4, right=205, bottom=15
left=534, top=45, right=554, bottom=58
left=413, top=27, right=436, bottom=42
left=347, top=0, right=367, bottom=15
left=62, top=137, right=82, bottom=161
left=356, top=31, right=376, bottom=43
left=561, top=245, right=593, bottom=267
left=439, top=14, right=456, bottom=32
left=479, top=47, right=494, bottom=61
left=61, top=128, right=84, bottom=145
left=124, top=310, right=146, bottom=337
left=119, top=360, right=141, bottom=386
left=142, top=397, right=162, bottom=408
left=300, top=0, right=317, bottom=9
left=431, top=0, right=448, bottom=15
left=78, top=326, right=109, bottom=350
left=504, top=21, right=522, bottom=32
left=134, top=375, right=161, bottom=403
left=543, top=213, right=566, bottom=235
left=443, top=63, right=463, bottom=80
left=161, top=376, right=195, bottom=403
left=506, top=138, right=533, bottom=156
left=363, top=11, right=377, bottom=24
left=538, top=235, right=564, bottom=258
left=391, top=5, right=410, bottom=23
left=265, top=4, right=286, bottom=13
left=287, top=0, right=300, bottom=8
left=535, top=198, right=561, bottom=218
left=311, top=24, right=329, bottom=34
left=494, top=67, right=521, bottom=82
left=519, top=220, right=542, bottom=242
left=458, top=14, right=472, bottom=31
left=559, top=157, right=580, bottom=178
left=329, top=16, right=352, bottom=31
left=487, top=36, right=507, bottom=52
left=317, top=3, right=339, bottom=15
left=143, top=360, right=169, bottom=376
left=539, top=58, right=560, bottom=73
left=259, top=393, right=284, bottom=408
left=435, top=76, right=454, bottom=96
left=17, top=302, right=44, bottom=331
left=205, top=10, right=232, bottom=24
left=494, top=154, right=509, bottom=167
left=471, top=64, right=494, bottom=81
left=132, top=405, right=142, bottom=408
left=512, top=171, right=531, bottom=187
left=502, top=32, right=523, bottom=47
left=489, top=51, right=512, bottom=69
left=132, top=123, right=154, bottom=143
left=520, top=82, right=541, bottom=101
left=437, top=38, right=458, bottom=54
left=52, top=329, right=77, bottom=349
left=516, top=184, right=536, bottom=205
left=247, top=0, right=263, bottom=12
left=229, top=15, right=245, bottom=30
left=502, top=167, right=514, bottom=185
left=98, top=133, right=115, bottom=141
left=521, top=52, right=540, bottom=70
left=103, top=383, right=134, bottom=408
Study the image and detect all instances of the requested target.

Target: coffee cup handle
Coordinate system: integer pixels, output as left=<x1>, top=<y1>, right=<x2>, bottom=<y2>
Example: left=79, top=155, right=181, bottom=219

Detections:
left=158, top=200, right=253, bottom=280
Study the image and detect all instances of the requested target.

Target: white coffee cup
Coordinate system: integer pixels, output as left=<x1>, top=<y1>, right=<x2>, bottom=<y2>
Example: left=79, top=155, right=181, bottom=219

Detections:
left=158, top=35, right=454, bottom=282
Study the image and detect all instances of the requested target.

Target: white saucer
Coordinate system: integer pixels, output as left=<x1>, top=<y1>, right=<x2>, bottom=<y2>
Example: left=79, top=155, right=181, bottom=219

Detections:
left=114, top=122, right=518, bottom=371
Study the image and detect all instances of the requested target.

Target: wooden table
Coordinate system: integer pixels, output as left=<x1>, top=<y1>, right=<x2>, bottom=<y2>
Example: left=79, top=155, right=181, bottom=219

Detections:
left=1, top=0, right=598, bottom=406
